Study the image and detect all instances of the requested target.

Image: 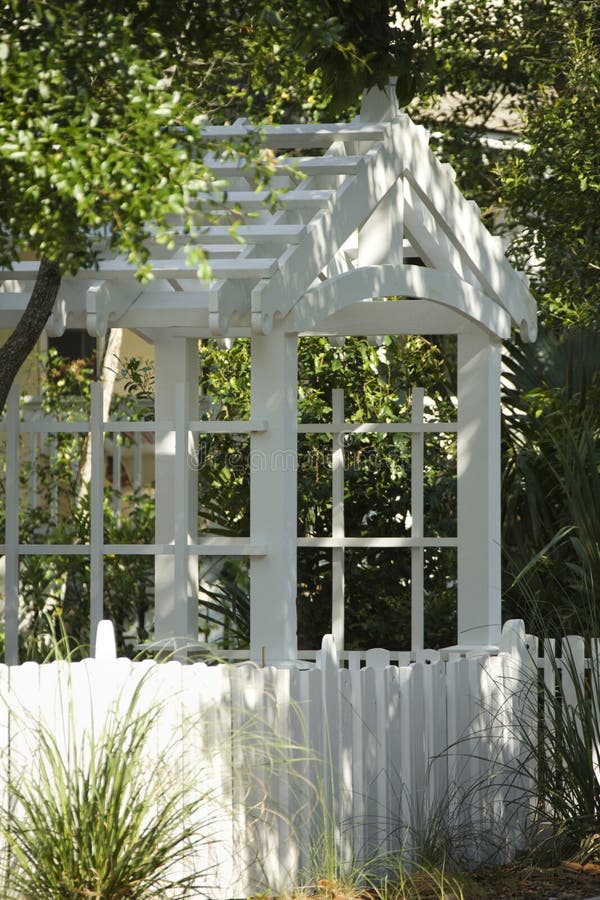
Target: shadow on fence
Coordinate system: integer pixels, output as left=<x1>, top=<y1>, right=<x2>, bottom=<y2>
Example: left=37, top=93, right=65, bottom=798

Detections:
left=0, top=618, right=587, bottom=897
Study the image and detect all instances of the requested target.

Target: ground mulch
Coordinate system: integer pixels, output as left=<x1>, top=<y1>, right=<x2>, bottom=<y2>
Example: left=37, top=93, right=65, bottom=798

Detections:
left=287, top=861, right=600, bottom=899
left=466, top=861, right=600, bottom=899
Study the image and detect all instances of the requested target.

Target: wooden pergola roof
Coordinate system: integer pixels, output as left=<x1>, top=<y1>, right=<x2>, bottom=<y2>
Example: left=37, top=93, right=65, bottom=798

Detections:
left=0, top=89, right=536, bottom=344
left=0, top=86, right=539, bottom=661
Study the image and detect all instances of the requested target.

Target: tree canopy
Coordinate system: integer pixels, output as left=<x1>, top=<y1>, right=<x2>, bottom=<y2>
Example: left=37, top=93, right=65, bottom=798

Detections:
left=417, top=0, right=600, bottom=330
left=0, top=0, right=426, bottom=413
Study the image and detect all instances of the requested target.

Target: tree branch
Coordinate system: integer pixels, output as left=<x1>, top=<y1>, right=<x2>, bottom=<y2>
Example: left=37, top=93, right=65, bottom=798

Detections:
left=0, top=258, right=62, bottom=414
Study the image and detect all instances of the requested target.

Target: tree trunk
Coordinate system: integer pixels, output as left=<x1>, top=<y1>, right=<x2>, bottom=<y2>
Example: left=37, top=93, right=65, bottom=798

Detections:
left=0, top=257, right=62, bottom=414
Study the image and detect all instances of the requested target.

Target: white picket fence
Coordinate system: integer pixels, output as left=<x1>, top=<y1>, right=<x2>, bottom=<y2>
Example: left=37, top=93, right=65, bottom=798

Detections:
left=0, top=619, right=544, bottom=898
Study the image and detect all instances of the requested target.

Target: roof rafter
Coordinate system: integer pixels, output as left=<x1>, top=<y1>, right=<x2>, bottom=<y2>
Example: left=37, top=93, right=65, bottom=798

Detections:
left=0, top=96, right=536, bottom=343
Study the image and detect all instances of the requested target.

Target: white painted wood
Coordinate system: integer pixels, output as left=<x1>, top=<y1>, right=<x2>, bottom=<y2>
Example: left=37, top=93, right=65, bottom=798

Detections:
left=209, top=277, right=255, bottom=334
left=0, top=539, right=267, bottom=557
left=398, top=122, right=537, bottom=339
left=276, top=667, right=297, bottom=890
left=286, top=667, right=308, bottom=877
left=0, top=664, right=9, bottom=823
left=302, top=666, right=325, bottom=873
left=180, top=661, right=210, bottom=889
left=111, top=431, right=122, bottom=520
left=404, top=181, right=473, bottom=283
left=360, top=664, right=379, bottom=858
left=250, top=126, right=405, bottom=332
left=542, top=636, right=557, bottom=776
left=250, top=321, right=298, bottom=662
left=196, top=189, right=334, bottom=210
left=203, top=123, right=385, bottom=148
left=1, top=108, right=539, bottom=671
left=0, top=286, right=75, bottom=334
left=205, top=154, right=361, bottom=178
left=189, top=419, right=268, bottom=433
left=4, top=385, right=20, bottom=665
left=95, top=619, right=117, bottom=662
left=228, top=663, right=258, bottom=894
left=457, top=331, right=502, bottom=646
left=197, top=224, right=306, bottom=244
left=408, top=661, right=427, bottom=843
left=338, top=667, right=355, bottom=865
left=397, top=663, right=415, bottom=850
left=3, top=258, right=279, bottom=281
left=384, top=665, right=402, bottom=853
left=197, top=662, right=236, bottom=897
left=411, top=388, right=425, bottom=651
left=173, top=382, right=194, bottom=648
left=562, top=634, right=586, bottom=740
left=86, top=280, right=142, bottom=337
left=8, top=661, right=40, bottom=794
left=364, top=650, right=391, bottom=853
left=358, top=177, right=404, bottom=268
left=0, top=620, right=572, bottom=894
left=90, top=381, right=105, bottom=653
left=118, top=293, right=212, bottom=329
left=591, top=640, right=600, bottom=789
left=291, top=265, right=512, bottom=339
left=360, top=82, right=399, bottom=123
left=154, top=337, right=199, bottom=644
left=133, top=431, right=143, bottom=491
left=0, top=112, right=536, bottom=348
left=445, top=657, right=468, bottom=828
left=299, top=421, right=457, bottom=434
left=297, top=536, right=457, bottom=548
left=319, top=634, right=341, bottom=851
left=331, top=389, right=345, bottom=650
left=423, top=660, right=448, bottom=815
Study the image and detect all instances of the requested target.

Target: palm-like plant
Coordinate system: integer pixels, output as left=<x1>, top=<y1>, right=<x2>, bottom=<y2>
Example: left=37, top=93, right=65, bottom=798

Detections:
left=501, top=326, right=600, bottom=635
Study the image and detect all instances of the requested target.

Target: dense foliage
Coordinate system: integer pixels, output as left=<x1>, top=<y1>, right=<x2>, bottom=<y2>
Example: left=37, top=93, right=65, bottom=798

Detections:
left=0, top=351, right=154, bottom=659
left=501, top=329, right=600, bottom=635
left=195, top=335, right=457, bottom=650
left=418, top=0, right=600, bottom=330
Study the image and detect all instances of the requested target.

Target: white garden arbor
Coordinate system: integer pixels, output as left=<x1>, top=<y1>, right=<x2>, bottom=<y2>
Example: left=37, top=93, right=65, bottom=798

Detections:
left=0, top=85, right=536, bottom=663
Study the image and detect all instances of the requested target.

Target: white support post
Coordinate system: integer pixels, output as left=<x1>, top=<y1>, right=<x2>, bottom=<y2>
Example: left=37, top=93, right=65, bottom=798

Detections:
left=457, top=330, right=502, bottom=646
left=250, top=322, right=298, bottom=663
left=154, top=337, right=199, bottom=644
left=133, top=434, right=142, bottom=493
left=90, top=381, right=105, bottom=653
left=112, top=433, right=121, bottom=522
left=360, top=80, right=399, bottom=122
left=173, top=382, right=194, bottom=642
left=331, top=389, right=345, bottom=650
left=5, top=385, right=20, bottom=665
left=411, top=387, right=425, bottom=651
left=49, top=435, right=58, bottom=522
left=28, top=431, right=37, bottom=509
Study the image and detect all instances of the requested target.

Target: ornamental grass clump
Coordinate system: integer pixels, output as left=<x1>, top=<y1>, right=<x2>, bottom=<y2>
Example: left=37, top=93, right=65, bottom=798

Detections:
left=0, top=677, right=212, bottom=899
left=519, top=634, right=600, bottom=861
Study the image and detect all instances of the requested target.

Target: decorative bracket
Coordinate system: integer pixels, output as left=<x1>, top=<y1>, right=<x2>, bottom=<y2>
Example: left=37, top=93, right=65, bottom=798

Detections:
left=86, top=280, right=142, bottom=337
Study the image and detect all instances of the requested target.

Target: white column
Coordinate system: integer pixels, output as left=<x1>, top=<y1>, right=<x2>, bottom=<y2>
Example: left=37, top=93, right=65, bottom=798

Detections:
left=5, top=385, right=20, bottom=665
left=331, top=389, right=345, bottom=650
left=410, top=387, right=425, bottom=651
left=89, top=382, right=105, bottom=653
left=250, top=323, right=298, bottom=663
left=154, top=336, right=199, bottom=644
left=457, top=330, right=502, bottom=646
